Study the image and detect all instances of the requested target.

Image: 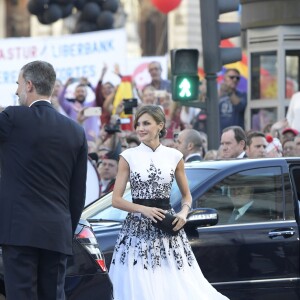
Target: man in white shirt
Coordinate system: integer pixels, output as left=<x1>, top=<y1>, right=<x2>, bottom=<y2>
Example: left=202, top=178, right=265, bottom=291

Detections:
left=228, top=184, right=254, bottom=223
left=286, top=91, right=300, bottom=132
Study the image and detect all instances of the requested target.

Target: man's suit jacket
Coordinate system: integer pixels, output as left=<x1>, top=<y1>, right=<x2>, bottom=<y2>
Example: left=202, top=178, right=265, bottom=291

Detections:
left=229, top=202, right=269, bottom=224
left=0, top=101, right=88, bottom=255
left=100, top=178, right=116, bottom=196
left=185, top=154, right=202, bottom=163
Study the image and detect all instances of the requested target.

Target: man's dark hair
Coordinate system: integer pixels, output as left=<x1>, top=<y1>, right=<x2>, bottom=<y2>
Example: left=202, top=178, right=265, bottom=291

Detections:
left=246, top=131, right=266, bottom=146
left=126, top=135, right=140, bottom=146
left=21, top=60, right=56, bottom=96
left=223, top=126, right=247, bottom=150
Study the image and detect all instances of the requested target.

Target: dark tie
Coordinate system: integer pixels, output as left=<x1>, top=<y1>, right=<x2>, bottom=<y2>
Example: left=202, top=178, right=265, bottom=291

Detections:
left=228, top=209, right=240, bottom=223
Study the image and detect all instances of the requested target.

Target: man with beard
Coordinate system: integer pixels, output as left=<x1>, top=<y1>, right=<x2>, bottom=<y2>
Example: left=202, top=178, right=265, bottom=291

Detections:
left=59, top=77, right=100, bottom=141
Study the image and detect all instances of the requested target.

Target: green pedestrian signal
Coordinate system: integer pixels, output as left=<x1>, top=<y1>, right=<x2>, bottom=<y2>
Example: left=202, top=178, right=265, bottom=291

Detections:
left=179, top=78, right=191, bottom=97
left=172, top=75, right=199, bottom=101
left=170, top=49, right=200, bottom=102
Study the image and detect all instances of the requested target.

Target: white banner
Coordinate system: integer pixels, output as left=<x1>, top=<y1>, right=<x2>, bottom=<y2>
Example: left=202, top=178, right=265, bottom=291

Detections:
left=0, top=29, right=127, bottom=107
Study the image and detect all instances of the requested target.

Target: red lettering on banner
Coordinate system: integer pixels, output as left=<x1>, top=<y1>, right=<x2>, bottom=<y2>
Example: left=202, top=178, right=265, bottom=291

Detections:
left=32, top=46, right=37, bottom=57
left=0, top=46, right=38, bottom=60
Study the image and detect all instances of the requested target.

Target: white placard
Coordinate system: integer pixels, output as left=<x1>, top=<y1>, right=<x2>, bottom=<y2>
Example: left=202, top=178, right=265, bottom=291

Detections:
left=0, top=29, right=127, bottom=107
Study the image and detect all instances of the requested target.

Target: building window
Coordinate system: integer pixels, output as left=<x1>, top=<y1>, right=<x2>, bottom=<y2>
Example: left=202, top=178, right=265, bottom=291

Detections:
left=251, top=51, right=277, bottom=100
left=285, top=50, right=300, bottom=99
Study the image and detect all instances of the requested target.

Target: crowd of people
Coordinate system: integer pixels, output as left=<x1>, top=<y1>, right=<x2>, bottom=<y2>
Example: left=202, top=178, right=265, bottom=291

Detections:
left=1, top=59, right=300, bottom=299
left=58, top=63, right=296, bottom=200
left=42, top=61, right=206, bottom=198
left=2, top=63, right=300, bottom=199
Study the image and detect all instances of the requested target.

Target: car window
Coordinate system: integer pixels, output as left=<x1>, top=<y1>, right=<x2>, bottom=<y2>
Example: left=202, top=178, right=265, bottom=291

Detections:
left=290, top=166, right=300, bottom=218
left=170, top=168, right=218, bottom=207
left=194, top=167, right=284, bottom=225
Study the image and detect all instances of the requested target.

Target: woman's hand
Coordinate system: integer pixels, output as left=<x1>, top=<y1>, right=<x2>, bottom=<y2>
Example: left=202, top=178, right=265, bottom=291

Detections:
left=116, top=102, right=124, bottom=115
left=172, top=211, right=187, bottom=231
left=140, top=206, right=166, bottom=222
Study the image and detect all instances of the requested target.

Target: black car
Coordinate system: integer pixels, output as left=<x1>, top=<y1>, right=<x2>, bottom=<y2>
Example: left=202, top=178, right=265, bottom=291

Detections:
left=0, top=219, right=113, bottom=300
left=82, top=158, right=300, bottom=300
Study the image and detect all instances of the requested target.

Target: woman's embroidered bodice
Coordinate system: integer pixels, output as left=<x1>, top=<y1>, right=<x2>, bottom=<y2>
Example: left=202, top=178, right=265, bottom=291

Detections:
left=120, top=143, right=183, bottom=199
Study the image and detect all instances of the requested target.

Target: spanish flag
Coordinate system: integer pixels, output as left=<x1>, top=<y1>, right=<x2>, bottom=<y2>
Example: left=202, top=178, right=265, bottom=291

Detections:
left=112, top=75, right=134, bottom=131
left=112, top=76, right=133, bottom=115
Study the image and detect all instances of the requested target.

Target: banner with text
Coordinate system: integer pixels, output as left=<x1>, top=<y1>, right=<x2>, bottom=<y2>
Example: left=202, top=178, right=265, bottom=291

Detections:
left=0, top=29, right=127, bottom=107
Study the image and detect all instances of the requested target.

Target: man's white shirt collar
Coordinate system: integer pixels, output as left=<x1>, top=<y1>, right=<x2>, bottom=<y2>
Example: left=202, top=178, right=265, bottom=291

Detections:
left=185, top=153, right=201, bottom=162
left=236, top=201, right=254, bottom=220
left=29, top=99, right=51, bottom=107
left=237, top=151, right=246, bottom=158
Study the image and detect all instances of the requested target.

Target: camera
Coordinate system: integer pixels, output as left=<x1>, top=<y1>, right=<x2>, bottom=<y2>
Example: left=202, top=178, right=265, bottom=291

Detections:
left=123, top=98, right=138, bottom=115
left=104, top=119, right=121, bottom=134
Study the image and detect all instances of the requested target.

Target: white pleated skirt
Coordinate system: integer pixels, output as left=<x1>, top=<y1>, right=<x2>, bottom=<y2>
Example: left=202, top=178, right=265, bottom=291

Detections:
left=109, top=211, right=229, bottom=300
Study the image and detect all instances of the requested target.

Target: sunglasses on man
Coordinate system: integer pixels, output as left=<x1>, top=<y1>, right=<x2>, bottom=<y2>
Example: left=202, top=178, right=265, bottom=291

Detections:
left=228, top=75, right=240, bottom=81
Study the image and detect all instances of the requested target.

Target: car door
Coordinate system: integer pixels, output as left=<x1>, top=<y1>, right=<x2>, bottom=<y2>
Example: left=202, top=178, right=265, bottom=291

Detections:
left=186, top=165, right=300, bottom=300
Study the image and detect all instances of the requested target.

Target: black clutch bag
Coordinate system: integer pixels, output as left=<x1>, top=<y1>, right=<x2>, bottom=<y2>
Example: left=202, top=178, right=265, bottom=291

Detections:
left=152, top=213, right=179, bottom=236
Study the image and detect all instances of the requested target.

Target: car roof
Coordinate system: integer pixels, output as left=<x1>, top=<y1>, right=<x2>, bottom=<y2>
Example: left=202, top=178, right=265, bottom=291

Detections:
left=184, top=157, right=293, bottom=171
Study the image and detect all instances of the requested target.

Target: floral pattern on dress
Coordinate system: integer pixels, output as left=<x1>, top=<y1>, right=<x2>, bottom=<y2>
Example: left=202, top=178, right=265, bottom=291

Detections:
left=111, top=148, right=195, bottom=271
left=111, top=210, right=195, bottom=271
left=130, top=160, right=175, bottom=199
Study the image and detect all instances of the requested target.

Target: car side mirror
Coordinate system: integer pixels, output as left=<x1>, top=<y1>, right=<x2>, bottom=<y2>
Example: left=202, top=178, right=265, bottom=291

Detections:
left=185, top=208, right=218, bottom=229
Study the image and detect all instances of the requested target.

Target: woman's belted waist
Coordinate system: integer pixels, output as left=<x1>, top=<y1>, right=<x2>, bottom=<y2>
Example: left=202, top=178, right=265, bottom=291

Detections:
left=132, top=198, right=171, bottom=210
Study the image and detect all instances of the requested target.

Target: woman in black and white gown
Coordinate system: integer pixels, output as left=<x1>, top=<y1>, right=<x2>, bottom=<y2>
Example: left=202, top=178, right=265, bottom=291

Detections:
left=109, top=105, right=229, bottom=300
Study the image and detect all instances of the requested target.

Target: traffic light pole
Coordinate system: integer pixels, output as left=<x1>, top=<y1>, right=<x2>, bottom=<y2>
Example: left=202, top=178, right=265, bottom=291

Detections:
left=205, top=73, right=220, bottom=150
left=199, top=0, right=241, bottom=150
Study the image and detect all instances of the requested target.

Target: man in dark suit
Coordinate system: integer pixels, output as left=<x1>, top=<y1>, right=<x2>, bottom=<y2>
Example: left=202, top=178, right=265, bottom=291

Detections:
left=228, top=184, right=270, bottom=224
left=175, top=128, right=203, bottom=162
left=97, top=150, right=119, bottom=197
left=0, top=61, right=88, bottom=299
left=220, top=125, right=247, bottom=159
left=246, top=131, right=267, bottom=159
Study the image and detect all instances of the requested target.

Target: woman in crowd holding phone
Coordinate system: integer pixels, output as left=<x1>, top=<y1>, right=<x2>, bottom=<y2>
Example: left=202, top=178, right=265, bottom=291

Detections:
left=109, top=105, right=229, bottom=300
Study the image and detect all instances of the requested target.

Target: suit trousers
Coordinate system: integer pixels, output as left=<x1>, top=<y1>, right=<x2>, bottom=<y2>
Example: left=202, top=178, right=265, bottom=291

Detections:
left=2, top=245, right=67, bottom=300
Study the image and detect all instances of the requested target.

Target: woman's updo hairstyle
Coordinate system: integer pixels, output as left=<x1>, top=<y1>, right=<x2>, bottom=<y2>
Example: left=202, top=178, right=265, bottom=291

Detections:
left=134, top=105, right=167, bottom=138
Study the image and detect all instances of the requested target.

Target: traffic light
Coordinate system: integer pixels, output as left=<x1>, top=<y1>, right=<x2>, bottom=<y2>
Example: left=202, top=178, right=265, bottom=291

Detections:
left=200, top=0, right=242, bottom=74
left=170, top=49, right=200, bottom=102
